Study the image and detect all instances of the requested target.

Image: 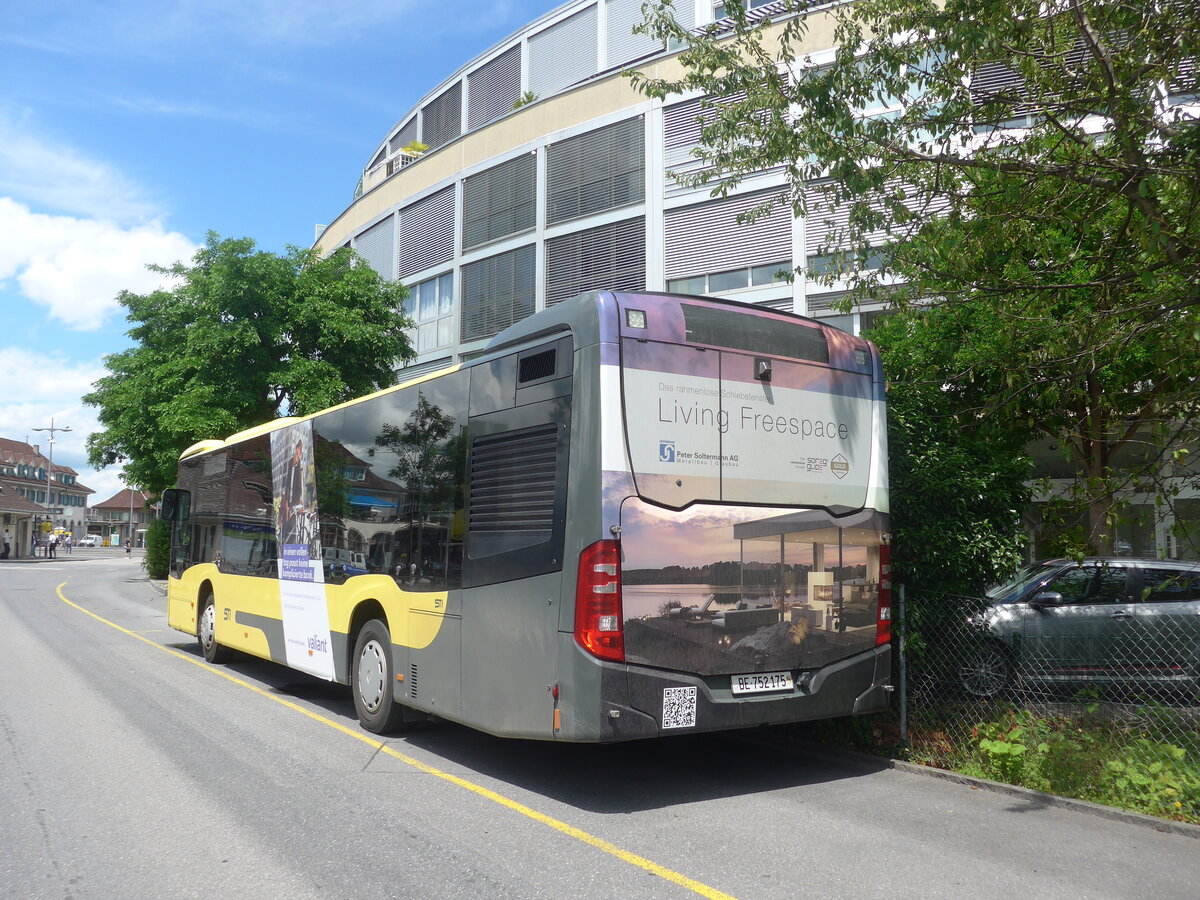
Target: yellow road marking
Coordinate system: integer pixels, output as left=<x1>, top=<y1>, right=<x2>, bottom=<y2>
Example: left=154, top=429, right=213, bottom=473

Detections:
left=55, top=582, right=737, bottom=900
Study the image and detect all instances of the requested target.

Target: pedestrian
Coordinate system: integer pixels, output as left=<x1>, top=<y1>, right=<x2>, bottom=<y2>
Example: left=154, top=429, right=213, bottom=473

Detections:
left=124, top=538, right=131, bottom=559
left=65, top=534, right=72, bottom=554
left=48, top=534, right=57, bottom=558
left=1, top=528, right=10, bottom=560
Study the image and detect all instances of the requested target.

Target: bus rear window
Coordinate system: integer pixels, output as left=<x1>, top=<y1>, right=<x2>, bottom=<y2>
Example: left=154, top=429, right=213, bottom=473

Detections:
left=682, top=304, right=828, bottom=363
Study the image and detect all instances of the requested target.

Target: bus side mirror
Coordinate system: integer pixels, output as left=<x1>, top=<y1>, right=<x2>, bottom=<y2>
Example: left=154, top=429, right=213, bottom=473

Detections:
left=160, top=489, right=190, bottom=523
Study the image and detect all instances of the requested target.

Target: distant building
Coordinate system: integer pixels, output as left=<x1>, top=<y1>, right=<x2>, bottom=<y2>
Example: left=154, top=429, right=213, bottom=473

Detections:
left=0, top=437, right=95, bottom=556
left=91, top=488, right=156, bottom=548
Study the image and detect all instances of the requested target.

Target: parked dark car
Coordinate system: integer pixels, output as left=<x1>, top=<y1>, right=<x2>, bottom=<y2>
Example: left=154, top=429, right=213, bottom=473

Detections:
left=959, top=558, right=1200, bottom=697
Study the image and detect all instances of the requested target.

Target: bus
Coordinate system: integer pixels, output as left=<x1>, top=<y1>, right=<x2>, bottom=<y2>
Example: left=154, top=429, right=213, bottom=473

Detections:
left=161, top=290, right=891, bottom=741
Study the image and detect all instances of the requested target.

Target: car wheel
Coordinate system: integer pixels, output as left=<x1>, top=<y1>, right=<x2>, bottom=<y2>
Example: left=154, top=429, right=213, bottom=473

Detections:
left=352, top=619, right=409, bottom=734
left=198, top=592, right=233, bottom=664
left=959, top=643, right=1013, bottom=698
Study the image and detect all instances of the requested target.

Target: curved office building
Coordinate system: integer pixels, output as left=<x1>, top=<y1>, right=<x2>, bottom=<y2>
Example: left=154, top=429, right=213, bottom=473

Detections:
left=315, top=0, right=876, bottom=379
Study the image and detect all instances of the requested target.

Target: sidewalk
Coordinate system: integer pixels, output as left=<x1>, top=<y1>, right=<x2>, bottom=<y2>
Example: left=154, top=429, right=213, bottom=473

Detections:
left=1, top=549, right=146, bottom=563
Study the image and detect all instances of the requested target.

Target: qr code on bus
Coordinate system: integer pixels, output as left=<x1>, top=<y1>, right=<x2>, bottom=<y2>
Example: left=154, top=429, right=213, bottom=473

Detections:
left=662, top=686, right=697, bottom=729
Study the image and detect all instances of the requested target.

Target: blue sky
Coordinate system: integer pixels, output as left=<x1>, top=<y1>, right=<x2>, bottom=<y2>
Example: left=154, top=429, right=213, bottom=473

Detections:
left=0, top=0, right=554, bottom=503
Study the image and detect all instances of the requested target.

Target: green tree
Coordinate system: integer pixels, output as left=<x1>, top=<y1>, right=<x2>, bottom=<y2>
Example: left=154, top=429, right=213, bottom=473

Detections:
left=635, top=0, right=1200, bottom=556
left=869, top=308, right=1033, bottom=597
left=85, top=233, right=413, bottom=494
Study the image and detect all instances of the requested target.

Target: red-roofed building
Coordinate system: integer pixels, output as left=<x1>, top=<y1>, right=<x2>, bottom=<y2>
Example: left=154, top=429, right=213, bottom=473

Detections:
left=91, top=488, right=155, bottom=548
left=0, top=437, right=96, bottom=559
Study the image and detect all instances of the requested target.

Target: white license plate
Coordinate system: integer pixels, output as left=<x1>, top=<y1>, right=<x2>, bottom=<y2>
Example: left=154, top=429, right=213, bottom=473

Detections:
left=731, top=671, right=794, bottom=695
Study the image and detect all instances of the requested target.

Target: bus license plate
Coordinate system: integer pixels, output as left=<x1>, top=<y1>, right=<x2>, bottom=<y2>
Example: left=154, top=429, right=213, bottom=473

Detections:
left=731, top=672, right=794, bottom=695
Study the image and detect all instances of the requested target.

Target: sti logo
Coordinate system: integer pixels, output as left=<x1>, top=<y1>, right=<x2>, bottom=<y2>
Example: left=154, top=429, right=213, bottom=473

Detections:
left=659, top=441, right=676, bottom=463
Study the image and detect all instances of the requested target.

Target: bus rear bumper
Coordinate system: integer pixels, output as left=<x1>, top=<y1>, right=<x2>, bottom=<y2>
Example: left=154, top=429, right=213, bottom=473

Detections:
left=599, top=645, right=891, bottom=740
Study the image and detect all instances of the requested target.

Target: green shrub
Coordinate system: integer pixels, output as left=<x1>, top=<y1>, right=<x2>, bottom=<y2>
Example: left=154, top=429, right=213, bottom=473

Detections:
left=143, top=518, right=170, bottom=580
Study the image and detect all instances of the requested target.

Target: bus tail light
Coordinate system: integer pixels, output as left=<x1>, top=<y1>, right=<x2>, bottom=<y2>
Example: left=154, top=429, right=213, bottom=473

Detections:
left=876, top=541, right=893, bottom=647
left=575, top=540, right=624, bottom=663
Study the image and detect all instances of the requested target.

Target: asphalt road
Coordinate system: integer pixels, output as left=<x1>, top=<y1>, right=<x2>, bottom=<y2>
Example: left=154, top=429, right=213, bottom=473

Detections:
left=2, top=557, right=1199, bottom=900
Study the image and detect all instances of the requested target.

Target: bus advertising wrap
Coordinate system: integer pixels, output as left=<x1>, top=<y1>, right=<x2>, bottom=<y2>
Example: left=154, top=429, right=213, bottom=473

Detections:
left=270, top=420, right=335, bottom=680
left=618, top=339, right=875, bottom=511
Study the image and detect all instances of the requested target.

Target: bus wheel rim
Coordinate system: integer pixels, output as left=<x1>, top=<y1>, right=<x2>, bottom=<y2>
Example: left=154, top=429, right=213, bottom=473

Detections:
left=200, top=603, right=215, bottom=649
left=358, top=639, right=387, bottom=713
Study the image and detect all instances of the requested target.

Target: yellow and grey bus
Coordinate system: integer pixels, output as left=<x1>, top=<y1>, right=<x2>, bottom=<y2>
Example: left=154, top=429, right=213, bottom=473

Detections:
left=162, top=291, right=892, bottom=741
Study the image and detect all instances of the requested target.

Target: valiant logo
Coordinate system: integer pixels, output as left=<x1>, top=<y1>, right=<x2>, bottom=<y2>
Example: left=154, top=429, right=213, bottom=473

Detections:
left=307, top=634, right=329, bottom=656
left=659, top=441, right=676, bottom=463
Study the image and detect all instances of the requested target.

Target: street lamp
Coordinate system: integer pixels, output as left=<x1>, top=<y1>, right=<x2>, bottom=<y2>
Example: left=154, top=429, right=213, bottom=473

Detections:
left=32, top=418, right=71, bottom=541
left=126, top=474, right=137, bottom=549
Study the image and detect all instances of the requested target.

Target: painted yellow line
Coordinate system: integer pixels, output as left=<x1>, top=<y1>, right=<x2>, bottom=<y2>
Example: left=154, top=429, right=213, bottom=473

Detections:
left=55, top=582, right=737, bottom=900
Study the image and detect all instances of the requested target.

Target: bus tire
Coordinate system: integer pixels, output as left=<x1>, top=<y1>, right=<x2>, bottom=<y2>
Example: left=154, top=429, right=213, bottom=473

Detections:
left=198, top=592, right=233, bottom=664
left=353, top=619, right=408, bottom=734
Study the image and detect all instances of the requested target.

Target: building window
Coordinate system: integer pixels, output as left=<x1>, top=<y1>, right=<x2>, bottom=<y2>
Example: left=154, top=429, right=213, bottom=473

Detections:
left=404, top=272, right=456, bottom=354
left=667, top=260, right=791, bottom=295
left=462, top=153, right=536, bottom=251
left=546, top=117, right=645, bottom=226
left=805, top=251, right=885, bottom=279
left=461, top=245, right=536, bottom=342
left=545, top=217, right=646, bottom=306
left=714, top=0, right=778, bottom=20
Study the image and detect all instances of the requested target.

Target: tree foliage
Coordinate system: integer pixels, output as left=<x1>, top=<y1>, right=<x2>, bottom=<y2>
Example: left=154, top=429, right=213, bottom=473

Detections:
left=869, top=309, right=1033, bottom=596
left=635, top=0, right=1200, bottom=557
left=85, top=233, right=413, bottom=494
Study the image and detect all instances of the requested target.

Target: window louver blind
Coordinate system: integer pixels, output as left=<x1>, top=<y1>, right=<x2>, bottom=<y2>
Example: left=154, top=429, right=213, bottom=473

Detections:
left=545, top=216, right=645, bottom=305
left=398, top=186, right=455, bottom=278
left=605, top=0, right=665, bottom=69
left=388, top=118, right=419, bottom=155
left=395, top=357, right=453, bottom=383
left=422, top=82, right=462, bottom=150
left=353, top=216, right=396, bottom=280
left=664, top=190, right=791, bottom=279
left=461, top=244, right=536, bottom=341
left=528, top=5, right=598, bottom=98
left=469, top=424, right=558, bottom=535
left=546, top=117, right=644, bottom=225
left=462, top=153, right=536, bottom=251
left=468, top=45, right=522, bottom=130
left=804, top=181, right=948, bottom=255
left=662, top=93, right=765, bottom=198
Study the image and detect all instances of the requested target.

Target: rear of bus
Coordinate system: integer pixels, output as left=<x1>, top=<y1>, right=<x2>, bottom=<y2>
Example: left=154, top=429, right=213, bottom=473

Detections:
left=562, top=291, right=890, bottom=740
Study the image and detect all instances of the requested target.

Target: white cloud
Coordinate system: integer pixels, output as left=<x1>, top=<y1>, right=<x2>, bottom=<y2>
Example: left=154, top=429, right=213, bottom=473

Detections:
left=0, top=198, right=197, bottom=331
left=0, top=108, right=157, bottom=222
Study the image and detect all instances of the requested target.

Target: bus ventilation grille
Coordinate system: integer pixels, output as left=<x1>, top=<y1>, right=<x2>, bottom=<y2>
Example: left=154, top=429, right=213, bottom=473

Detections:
left=469, top=425, right=558, bottom=533
left=518, top=349, right=556, bottom=384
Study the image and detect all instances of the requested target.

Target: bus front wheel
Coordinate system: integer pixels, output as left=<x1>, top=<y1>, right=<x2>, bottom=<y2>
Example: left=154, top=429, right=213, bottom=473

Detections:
left=353, top=619, right=408, bottom=734
left=198, top=593, right=233, bottom=664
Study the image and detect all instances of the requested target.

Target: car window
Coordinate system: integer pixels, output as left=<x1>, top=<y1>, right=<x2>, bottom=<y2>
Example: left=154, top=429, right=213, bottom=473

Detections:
left=1140, top=568, right=1200, bottom=603
left=987, top=563, right=1056, bottom=603
left=1043, top=565, right=1127, bottom=605
left=1091, top=568, right=1128, bottom=603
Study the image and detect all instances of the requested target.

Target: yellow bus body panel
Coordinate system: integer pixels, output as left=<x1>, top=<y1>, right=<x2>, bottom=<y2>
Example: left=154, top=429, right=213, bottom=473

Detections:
left=167, top=570, right=449, bottom=668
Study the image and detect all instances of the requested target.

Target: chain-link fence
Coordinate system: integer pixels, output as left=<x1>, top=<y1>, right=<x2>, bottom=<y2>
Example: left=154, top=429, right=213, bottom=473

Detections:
left=896, top=587, right=1200, bottom=822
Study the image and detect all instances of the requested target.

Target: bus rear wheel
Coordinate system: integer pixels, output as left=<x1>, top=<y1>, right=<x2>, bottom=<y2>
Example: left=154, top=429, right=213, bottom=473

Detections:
left=353, top=619, right=409, bottom=734
left=198, top=592, right=233, bottom=664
